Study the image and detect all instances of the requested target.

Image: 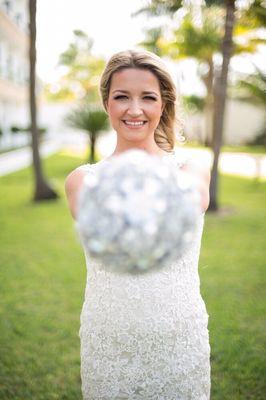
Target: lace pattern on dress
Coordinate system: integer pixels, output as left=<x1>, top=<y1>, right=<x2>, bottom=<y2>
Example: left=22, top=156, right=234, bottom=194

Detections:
left=77, top=154, right=211, bottom=400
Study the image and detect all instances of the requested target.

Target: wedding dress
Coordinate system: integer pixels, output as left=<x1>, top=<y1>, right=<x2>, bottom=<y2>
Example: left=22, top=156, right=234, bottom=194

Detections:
left=76, top=153, right=211, bottom=399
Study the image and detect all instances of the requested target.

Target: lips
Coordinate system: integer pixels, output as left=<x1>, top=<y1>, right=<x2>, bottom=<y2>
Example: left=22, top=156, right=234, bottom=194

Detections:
left=122, top=120, right=147, bottom=127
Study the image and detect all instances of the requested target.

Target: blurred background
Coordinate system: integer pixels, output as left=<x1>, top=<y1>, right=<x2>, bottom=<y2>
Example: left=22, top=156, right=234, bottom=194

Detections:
left=0, top=0, right=265, bottom=399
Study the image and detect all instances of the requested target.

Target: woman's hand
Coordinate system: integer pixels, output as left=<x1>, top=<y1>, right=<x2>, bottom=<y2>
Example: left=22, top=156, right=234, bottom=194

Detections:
left=180, top=160, right=211, bottom=213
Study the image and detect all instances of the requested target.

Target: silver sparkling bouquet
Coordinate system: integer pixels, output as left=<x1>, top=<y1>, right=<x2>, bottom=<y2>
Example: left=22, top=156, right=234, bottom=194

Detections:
left=76, top=149, right=201, bottom=275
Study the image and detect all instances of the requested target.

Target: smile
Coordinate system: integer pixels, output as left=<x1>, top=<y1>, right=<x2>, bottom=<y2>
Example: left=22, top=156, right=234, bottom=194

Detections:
left=122, top=120, right=147, bottom=127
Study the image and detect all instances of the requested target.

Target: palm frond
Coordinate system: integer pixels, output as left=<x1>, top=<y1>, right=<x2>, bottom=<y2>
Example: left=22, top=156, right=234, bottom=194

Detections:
left=65, top=104, right=109, bottom=136
left=132, top=0, right=182, bottom=17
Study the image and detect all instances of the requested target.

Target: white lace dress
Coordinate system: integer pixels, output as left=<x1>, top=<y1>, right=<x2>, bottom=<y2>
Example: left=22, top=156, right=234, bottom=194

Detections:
left=77, top=154, right=211, bottom=400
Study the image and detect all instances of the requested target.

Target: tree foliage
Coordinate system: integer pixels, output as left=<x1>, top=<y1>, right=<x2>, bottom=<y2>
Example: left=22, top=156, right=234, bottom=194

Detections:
left=133, top=0, right=182, bottom=17
left=66, top=105, right=109, bottom=134
left=45, top=30, right=105, bottom=103
left=134, top=0, right=266, bottom=211
left=237, top=66, right=266, bottom=106
left=65, top=104, right=109, bottom=163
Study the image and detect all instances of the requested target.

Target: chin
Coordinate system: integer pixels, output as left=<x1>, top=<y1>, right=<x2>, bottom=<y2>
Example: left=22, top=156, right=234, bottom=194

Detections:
left=119, top=129, right=154, bottom=141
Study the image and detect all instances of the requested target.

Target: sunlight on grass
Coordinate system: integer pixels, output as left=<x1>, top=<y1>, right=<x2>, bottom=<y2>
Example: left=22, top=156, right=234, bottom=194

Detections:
left=59, top=148, right=88, bottom=159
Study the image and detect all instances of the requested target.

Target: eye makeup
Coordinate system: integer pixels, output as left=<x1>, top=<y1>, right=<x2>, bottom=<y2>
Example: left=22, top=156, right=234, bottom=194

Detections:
left=113, top=95, right=157, bottom=101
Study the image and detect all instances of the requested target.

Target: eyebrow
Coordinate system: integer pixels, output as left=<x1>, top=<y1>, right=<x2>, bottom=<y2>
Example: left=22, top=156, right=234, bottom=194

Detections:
left=112, top=90, right=159, bottom=96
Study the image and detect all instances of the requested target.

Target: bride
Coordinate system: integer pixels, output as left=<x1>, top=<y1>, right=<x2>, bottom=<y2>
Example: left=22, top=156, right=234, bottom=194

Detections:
left=65, top=49, right=211, bottom=399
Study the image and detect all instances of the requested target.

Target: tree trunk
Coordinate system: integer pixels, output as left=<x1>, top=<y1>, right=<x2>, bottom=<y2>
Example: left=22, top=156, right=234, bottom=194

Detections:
left=29, top=0, right=58, bottom=201
left=209, top=0, right=236, bottom=211
left=202, top=59, right=214, bottom=147
left=89, top=133, right=96, bottom=164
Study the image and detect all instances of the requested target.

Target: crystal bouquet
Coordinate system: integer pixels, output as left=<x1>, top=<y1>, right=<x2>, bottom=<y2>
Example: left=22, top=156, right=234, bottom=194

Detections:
left=76, top=149, right=201, bottom=275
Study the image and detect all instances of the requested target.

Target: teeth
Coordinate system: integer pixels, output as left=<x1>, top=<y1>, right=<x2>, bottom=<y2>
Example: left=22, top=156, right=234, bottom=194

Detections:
left=124, top=121, right=146, bottom=126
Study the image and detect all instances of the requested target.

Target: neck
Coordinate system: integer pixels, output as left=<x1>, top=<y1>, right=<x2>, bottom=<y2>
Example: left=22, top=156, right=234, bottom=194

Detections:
left=111, top=138, right=169, bottom=157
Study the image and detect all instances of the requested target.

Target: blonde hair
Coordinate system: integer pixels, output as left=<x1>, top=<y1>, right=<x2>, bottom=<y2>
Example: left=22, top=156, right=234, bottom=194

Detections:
left=100, top=49, right=184, bottom=153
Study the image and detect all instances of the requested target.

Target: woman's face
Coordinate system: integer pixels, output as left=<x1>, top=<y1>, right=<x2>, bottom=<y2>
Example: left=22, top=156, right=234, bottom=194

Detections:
left=105, top=68, right=164, bottom=145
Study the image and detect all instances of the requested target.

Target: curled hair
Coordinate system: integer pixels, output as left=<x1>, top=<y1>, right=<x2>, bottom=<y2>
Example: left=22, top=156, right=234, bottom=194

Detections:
left=100, top=49, right=184, bottom=153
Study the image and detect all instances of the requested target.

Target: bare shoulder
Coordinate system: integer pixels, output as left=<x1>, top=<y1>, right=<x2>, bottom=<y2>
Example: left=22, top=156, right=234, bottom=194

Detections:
left=65, top=167, right=87, bottom=220
left=65, top=167, right=86, bottom=193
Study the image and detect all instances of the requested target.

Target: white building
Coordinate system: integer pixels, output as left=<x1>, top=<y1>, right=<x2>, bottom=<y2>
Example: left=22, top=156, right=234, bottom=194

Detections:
left=185, top=99, right=265, bottom=146
left=0, top=0, right=29, bottom=150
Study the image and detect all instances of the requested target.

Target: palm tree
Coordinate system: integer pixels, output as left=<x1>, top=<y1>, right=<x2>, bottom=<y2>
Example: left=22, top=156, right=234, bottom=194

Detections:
left=134, top=0, right=237, bottom=211
left=140, top=12, right=222, bottom=146
left=244, top=0, right=266, bottom=27
left=29, top=0, right=58, bottom=200
left=237, top=67, right=266, bottom=107
left=235, top=66, right=266, bottom=145
left=207, top=0, right=236, bottom=210
left=65, top=104, right=109, bottom=163
left=139, top=27, right=166, bottom=57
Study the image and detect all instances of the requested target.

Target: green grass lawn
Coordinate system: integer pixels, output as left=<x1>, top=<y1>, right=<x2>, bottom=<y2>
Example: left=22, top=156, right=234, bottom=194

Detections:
left=0, top=153, right=265, bottom=399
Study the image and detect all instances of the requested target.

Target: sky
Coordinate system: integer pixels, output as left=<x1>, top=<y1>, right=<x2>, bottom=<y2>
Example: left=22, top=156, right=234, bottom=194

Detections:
left=36, top=0, right=148, bottom=81
left=36, top=0, right=265, bottom=96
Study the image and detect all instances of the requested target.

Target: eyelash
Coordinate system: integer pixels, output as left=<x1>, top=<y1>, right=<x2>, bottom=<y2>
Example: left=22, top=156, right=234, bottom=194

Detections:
left=113, top=95, right=157, bottom=101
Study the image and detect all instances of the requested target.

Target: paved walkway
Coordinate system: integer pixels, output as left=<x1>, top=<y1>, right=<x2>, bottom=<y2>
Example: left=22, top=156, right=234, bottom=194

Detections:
left=174, top=147, right=266, bottom=180
left=0, top=140, right=61, bottom=176
left=0, top=132, right=265, bottom=180
left=0, top=131, right=85, bottom=176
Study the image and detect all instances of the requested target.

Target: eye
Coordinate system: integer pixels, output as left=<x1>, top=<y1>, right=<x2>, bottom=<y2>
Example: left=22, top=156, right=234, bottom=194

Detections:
left=144, top=96, right=157, bottom=101
left=113, top=95, right=128, bottom=100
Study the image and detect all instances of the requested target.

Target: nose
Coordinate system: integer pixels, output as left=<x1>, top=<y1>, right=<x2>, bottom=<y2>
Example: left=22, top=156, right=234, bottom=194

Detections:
left=127, top=99, right=143, bottom=117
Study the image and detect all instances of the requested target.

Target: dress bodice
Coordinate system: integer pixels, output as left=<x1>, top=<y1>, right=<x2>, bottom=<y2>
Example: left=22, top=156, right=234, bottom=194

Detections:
left=77, top=152, right=207, bottom=328
left=77, top=152, right=210, bottom=400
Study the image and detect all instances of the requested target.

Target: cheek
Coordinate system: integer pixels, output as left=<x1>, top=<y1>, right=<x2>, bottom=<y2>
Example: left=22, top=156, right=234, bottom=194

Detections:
left=147, top=103, right=163, bottom=119
left=107, top=102, right=125, bottom=118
